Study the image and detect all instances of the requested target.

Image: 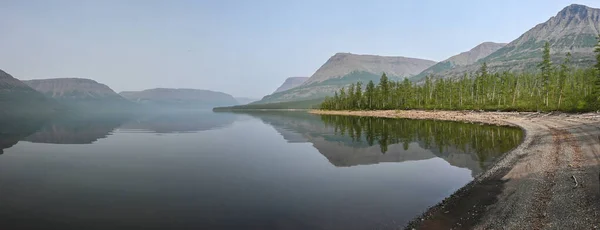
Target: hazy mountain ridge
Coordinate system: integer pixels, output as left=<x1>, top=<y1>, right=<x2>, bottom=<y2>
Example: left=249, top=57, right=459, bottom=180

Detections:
left=254, top=53, right=435, bottom=104
left=120, top=88, right=238, bottom=109
left=23, top=78, right=134, bottom=113
left=302, top=53, right=436, bottom=85
left=0, top=69, right=33, bottom=89
left=234, top=97, right=259, bottom=105
left=435, top=4, right=600, bottom=78
left=274, top=77, right=309, bottom=93
left=0, top=69, right=59, bottom=115
left=411, top=42, right=506, bottom=81
left=24, top=78, right=124, bottom=99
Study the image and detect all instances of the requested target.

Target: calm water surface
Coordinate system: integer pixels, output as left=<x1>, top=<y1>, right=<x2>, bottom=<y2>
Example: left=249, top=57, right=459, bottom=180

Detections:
left=0, top=111, right=523, bottom=230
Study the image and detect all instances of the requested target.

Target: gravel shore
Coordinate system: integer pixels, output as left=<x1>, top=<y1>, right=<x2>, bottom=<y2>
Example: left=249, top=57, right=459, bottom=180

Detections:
left=311, top=110, right=600, bottom=229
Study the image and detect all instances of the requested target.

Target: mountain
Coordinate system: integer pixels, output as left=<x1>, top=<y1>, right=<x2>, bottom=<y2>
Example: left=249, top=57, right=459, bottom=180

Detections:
left=410, top=42, right=506, bottom=81
left=234, top=97, right=259, bottom=105
left=273, top=77, right=308, bottom=93
left=436, top=4, right=600, bottom=78
left=24, top=78, right=133, bottom=112
left=120, top=88, right=238, bottom=109
left=254, top=53, right=435, bottom=104
left=0, top=69, right=59, bottom=116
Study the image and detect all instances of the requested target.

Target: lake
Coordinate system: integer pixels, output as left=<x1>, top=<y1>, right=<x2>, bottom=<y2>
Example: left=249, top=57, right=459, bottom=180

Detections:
left=0, top=111, right=523, bottom=230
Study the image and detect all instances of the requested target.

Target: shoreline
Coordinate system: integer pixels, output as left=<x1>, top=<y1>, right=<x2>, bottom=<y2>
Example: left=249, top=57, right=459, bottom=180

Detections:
left=311, top=110, right=600, bottom=229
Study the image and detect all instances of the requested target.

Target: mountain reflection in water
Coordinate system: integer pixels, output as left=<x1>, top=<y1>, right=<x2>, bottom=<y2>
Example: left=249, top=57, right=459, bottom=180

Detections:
left=243, top=111, right=523, bottom=176
left=0, top=111, right=524, bottom=229
left=0, top=111, right=237, bottom=151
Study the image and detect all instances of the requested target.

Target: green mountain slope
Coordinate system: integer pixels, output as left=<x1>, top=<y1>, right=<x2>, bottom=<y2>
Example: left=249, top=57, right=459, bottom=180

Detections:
left=435, top=4, right=600, bottom=78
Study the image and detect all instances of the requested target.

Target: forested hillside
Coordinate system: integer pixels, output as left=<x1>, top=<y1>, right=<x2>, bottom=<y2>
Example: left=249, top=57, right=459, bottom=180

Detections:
left=320, top=40, right=600, bottom=112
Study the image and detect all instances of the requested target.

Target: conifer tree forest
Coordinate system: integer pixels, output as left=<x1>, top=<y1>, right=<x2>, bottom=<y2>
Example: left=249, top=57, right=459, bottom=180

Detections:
left=320, top=37, right=600, bottom=112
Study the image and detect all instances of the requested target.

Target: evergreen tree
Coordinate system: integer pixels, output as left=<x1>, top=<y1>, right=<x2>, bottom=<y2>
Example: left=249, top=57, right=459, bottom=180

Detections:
left=355, top=82, right=363, bottom=110
left=558, top=52, right=571, bottom=109
left=348, top=83, right=356, bottom=109
left=593, top=35, right=600, bottom=109
left=539, top=41, right=553, bottom=108
left=320, top=44, right=598, bottom=113
left=365, top=80, right=375, bottom=110
left=378, top=73, right=390, bottom=109
left=339, top=87, right=347, bottom=110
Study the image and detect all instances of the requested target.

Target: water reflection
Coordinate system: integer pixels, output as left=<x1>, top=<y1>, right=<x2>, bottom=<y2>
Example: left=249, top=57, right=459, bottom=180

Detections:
left=0, top=111, right=525, bottom=229
left=24, top=114, right=131, bottom=144
left=119, top=111, right=237, bottom=133
left=0, top=116, right=47, bottom=154
left=1, top=111, right=237, bottom=151
left=244, top=111, right=523, bottom=176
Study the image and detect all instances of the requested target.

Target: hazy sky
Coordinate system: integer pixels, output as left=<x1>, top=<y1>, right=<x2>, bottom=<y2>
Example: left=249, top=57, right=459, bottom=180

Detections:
left=1, top=0, right=600, bottom=98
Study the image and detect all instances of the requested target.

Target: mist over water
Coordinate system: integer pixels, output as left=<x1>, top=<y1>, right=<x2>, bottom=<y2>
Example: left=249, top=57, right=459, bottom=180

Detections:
left=0, top=111, right=522, bottom=229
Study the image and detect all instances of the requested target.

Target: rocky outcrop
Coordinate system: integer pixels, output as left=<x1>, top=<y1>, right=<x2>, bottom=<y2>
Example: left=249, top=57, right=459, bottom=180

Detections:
left=273, top=77, right=308, bottom=93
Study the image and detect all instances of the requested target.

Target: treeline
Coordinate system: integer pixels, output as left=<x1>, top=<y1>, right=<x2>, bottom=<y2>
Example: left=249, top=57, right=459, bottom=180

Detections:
left=321, top=39, right=600, bottom=112
left=320, top=115, right=523, bottom=168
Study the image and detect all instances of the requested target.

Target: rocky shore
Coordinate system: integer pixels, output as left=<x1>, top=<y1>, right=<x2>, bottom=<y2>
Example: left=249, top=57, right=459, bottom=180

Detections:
left=311, top=110, right=600, bottom=229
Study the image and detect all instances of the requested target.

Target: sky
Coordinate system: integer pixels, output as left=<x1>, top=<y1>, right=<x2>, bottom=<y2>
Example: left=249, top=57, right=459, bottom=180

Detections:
left=1, top=0, right=600, bottom=98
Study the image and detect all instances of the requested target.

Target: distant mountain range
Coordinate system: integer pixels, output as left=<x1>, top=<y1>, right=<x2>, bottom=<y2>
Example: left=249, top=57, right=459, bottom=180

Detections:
left=1, top=69, right=241, bottom=114
left=2, top=4, right=600, bottom=112
left=24, top=78, right=134, bottom=112
left=254, top=53, right=435, bottom=104
left=244, top=4, right=600, bottom=106
left=120, top=88, right=238, bottom=109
